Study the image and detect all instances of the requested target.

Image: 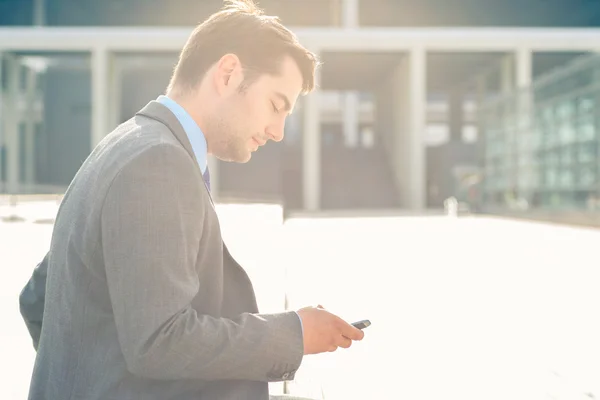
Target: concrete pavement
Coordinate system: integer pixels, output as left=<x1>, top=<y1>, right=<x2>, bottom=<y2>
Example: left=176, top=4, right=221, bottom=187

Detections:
left=2, top=201, right=600, bottom=400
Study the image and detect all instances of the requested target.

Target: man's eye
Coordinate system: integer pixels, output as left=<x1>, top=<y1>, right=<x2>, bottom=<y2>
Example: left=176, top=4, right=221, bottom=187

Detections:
left=272, top=102, right=279, bottom=113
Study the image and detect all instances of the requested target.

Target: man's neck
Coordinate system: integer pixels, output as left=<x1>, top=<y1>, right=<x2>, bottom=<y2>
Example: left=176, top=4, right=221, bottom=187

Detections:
left=167, top=90, right=212, bottom=151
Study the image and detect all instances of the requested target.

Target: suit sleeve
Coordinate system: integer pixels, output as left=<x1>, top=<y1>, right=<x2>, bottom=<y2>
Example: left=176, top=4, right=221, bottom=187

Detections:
left=19, top=252, right=49, bottom=350
left=101, top=144, right=303, bottom=382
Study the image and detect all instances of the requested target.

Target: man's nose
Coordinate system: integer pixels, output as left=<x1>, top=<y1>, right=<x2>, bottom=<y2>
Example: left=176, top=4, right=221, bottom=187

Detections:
left=266, top=118, right=286, bottom=142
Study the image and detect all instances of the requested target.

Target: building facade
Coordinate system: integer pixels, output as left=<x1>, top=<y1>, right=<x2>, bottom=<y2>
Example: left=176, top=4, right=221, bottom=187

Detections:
left=2, top=0, right=600, bottom=212
left=480, top=53, right=600, bottom=212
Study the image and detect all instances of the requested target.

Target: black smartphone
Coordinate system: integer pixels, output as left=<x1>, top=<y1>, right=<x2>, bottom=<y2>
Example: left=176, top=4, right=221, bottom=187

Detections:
left=351, top=319, right=371, bottom=330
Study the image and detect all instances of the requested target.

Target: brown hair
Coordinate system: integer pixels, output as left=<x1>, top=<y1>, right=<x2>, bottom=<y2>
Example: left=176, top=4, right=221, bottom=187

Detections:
left=167, top=0, right=319, bottom=96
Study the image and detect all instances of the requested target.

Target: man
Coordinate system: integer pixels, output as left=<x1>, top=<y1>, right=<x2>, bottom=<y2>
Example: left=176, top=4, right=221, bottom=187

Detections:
left=19, top=1, right=365, bottom=399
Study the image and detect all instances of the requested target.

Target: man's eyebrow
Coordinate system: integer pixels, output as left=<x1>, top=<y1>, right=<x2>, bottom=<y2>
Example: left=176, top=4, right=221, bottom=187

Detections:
left=274, top=92, right=292, bottom=113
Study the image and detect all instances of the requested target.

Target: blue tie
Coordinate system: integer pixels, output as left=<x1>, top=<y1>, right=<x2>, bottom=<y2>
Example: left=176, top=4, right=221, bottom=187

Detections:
left=203, top=167, right=210, bottom=192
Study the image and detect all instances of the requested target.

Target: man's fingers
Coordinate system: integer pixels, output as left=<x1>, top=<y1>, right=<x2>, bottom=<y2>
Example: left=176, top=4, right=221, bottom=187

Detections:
left=340, top=321, right=365, bottom=341
left=336, top=335, right=353, bottom=349
left=328, top=345, right=338, bottom=352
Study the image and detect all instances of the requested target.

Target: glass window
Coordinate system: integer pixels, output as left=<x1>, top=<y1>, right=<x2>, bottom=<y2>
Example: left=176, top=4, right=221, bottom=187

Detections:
left=578, top=166, right=596, bottom=187
left=545, top=169, right=558, bottom=187
left=578, top=96, right=594, bottom=115
left=559, top=169, right=574, bottom=188
left=577, top=120, right=595, bottom=141
left=561, top=146, right=573, bottom=165
left=577, top=143, right=595, bottom=163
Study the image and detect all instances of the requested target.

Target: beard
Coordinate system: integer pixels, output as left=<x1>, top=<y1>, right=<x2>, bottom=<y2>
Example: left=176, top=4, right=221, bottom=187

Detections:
left=204, top=111, right=252, bottom=163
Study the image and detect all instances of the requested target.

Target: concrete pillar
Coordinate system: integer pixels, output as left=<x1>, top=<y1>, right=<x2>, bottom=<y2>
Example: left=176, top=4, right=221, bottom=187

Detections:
left=387, top=48, right=427, bottom=210
left=499, top=49, right=532, bottom=195
left=91, top=48, right=110, bottom=149
left=5, top=55, right=21, bottom=194
left=33, top=0, right=46, bottom=25
left=515, top=48, right=533, bottom=129
left=515, top=48, right=532, bottom=90
left=500, top=53, right=516, bottom=193
left=341, top=0, right=359, bottom=28
left=448, top=88, right=464, bottom=143
left=303, top=63, right=321, bottom=211
left=515, top=48, right=533, bottom=203
left=405, top=48, right=427, bottom=210
left=343, top=91, right=359, bottom=147
left=108, top=55, right=122, bottom=130
left=24, top=67, right=37, bottom=185
left=501, top=54, right=514, bottom=95
left=500, top=49, right=532, bottom=94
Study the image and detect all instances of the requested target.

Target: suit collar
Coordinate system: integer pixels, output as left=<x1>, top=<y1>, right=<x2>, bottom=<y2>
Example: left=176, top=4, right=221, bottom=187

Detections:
left=156, top=95, right=208, bottom=175
left=136, top=100, right=214, bottom=205
left=136, top=100, right=199, bottom=167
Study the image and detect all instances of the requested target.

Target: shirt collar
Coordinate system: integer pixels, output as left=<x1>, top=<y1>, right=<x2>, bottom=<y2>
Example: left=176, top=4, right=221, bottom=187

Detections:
left=156, top=95, right=208, bottom=174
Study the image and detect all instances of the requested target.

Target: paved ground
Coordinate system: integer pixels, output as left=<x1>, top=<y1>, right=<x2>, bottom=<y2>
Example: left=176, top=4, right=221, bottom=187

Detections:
left=2, top=201, right=600, bottom=400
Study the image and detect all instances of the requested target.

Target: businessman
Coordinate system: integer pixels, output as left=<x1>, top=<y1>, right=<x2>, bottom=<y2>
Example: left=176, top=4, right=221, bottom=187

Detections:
left=19, top=1, right=364, bottom=399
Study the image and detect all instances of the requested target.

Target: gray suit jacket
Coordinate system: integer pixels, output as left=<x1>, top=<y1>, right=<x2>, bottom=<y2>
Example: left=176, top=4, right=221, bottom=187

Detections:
left=20, top=101, right=304, bottom=400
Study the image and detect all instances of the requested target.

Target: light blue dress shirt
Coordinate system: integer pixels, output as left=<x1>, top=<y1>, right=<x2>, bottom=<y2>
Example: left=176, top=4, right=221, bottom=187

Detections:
left=155, top=95, right=304, bottom=337
left=157, top=95, right=208, bottom=174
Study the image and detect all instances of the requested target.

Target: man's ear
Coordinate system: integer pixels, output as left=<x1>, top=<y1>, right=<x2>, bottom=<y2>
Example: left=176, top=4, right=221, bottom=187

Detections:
left=214, top=53, right=244, bottom=95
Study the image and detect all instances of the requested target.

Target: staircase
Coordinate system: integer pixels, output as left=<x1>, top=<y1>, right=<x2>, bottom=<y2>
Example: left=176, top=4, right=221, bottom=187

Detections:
left=321, top=146, right=398, bottom=209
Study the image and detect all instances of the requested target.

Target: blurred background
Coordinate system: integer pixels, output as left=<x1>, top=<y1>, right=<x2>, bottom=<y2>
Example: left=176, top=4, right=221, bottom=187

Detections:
left=1, top=1, right=600, bottom=399
left=5, top=0, right=600, bottom=219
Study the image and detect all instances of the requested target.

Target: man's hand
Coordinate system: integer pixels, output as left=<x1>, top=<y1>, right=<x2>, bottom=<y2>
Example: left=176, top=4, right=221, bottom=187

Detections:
left=296, top=305, right=365, bottom=355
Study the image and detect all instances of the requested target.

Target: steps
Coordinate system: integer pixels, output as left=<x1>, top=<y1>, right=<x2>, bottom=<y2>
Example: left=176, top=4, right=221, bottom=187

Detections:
left=321, top=146, right=398, bottom=209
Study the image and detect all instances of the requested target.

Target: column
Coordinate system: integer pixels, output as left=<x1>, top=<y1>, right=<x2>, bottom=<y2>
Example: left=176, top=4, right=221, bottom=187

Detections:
left=501, top=49, right=532, bottom=198
left=5, top=55, right=20, bottom=194
left=500, top=53, right=516, bottom=194
left=515, top=48, right=532, bottom=90
left=330, top=0, right=341, bottom=26
left=388, top=48, right=427, bottom=210
left=303, top=62, right=321, bottom=211
left=499, top=49, right=532, bottom=95
left=515, top=47, right=533, bottom=129
left=406, top=48, right=427, bottom=210
left=33, top=0, right=46, bottom=26
left=516, top=48, right=533, bottom=204
left=501, top=54, right=514, bottom=95
left=448, top=87, right=464, bottom=143
left=343, top=91, right=359, bottom=147
left=91, top=47, right=110, bottom=150
left=108, top=55, right=122, bottom=130
left=24, top=67, right=37, bottom=186
left=341, top=0, right=359, bottom=28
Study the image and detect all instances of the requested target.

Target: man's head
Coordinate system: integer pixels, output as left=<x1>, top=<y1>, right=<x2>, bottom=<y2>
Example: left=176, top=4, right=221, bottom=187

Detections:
left=167, top=0, right=319, bottom=163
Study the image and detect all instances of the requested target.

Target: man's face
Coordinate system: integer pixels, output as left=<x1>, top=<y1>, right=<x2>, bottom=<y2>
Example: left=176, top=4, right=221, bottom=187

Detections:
left=207, top=55, right=304, bottom=163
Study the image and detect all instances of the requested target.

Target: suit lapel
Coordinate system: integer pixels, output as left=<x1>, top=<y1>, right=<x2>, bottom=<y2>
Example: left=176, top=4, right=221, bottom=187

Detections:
left=136, top=101, right=214, bottom=206
left=137, top=101, right=258, bottom=313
